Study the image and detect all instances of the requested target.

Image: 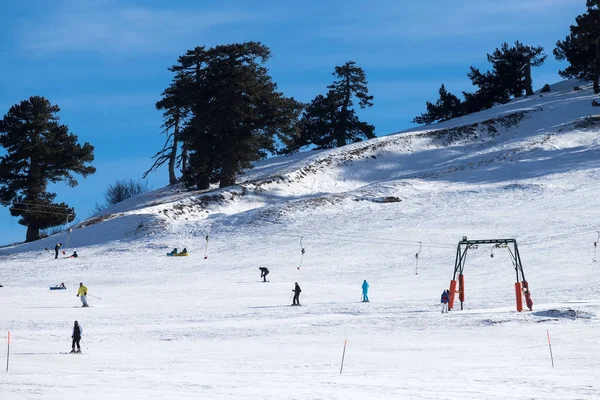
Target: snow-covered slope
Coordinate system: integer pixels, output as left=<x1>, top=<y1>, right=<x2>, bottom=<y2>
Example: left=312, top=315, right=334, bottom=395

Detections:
left=1, top=80, right=600, bottom=399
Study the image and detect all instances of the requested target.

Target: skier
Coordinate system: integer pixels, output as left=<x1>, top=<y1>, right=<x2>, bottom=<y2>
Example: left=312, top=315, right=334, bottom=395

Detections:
left=259, top=267, right=269, bottom=282
left=291, top=282, right=301, bottom=306
left=70, top=320, right=82, bottom=353
left=54, top=243, right=62, bottom=259
left=77, top=282, right=89, bottom=307
left=441, top=289, right=450, bottom=313
left=362, top=280, right=369, bottom=302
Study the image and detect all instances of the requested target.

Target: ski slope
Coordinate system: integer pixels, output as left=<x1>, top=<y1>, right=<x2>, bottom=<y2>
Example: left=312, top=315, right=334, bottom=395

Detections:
left=1, top=80, right=600, bottom=399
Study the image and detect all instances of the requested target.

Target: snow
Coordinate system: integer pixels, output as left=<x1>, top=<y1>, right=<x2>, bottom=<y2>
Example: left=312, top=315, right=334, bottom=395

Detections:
left=1, top=80, right=600, bottom=399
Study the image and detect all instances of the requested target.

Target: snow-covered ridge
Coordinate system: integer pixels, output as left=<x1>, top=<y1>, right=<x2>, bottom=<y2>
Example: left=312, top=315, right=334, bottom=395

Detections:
left=5, top=80, right=600, bottom=252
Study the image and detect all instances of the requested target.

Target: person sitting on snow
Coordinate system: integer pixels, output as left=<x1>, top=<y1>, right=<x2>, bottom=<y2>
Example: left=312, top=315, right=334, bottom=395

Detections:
left=169, top=248, right=178, bottom=255
left=60, top=282, right=66, bottom=289
left=179, top=248, right=187, bottom=255
left=71, top=251, right=78, bottom=258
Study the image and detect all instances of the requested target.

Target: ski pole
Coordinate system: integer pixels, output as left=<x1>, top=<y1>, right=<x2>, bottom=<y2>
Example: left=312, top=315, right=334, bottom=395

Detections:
left=80, top=339, right=88, bottom=350
left=289, top=291, right=294, bottom=304
left=88, top=294, right=102, bottom=300
left=6, top=331, right=10, bottom=372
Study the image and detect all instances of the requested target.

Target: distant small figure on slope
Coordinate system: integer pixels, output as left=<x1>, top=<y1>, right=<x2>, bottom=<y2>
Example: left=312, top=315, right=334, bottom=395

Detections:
left=179, top=248, right=187, bottom=255
left=54, top=243, right=62, bottom=259
left=259, top=267, right=269, bottom=282
left=70, top=251, right=78, bottom=258
left=77, top=282, right=89, bottom=307
left=292, top=282, right=302, bottom=306
left=441, top=289, right=450, bottom=313
left=70, top=320, right=82, bottom=353
left=362, top=280, right=369, bottom=302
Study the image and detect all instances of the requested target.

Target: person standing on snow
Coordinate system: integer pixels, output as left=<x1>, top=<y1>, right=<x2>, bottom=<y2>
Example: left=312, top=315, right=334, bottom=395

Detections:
left=77, top=282, right=89, bottom=307
left=71, top=320, right=82, bottom=353
left=54, top=243, right=62, bottom=259
left=441, top=289, right=450, bottom=313
left=362, top=280, right=369, bottom=302
left=292, top=282, right=302, bottom=306
left=259, top=267, right=269, bottom=282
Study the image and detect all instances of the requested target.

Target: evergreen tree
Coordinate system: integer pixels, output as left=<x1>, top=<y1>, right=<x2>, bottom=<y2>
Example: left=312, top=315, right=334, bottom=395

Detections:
left=0, top=97, right=95, bottom=242
left=554, top=0, right=600, bottom=93
left=327, top=61, right=375, bottom=147
left=487, top=41, right=546, bottom=98
left=167, top=42, right=301, bottom=189
left=289, top=61, right=375, bottom=151
left=412, top=84, right=462, bottom=125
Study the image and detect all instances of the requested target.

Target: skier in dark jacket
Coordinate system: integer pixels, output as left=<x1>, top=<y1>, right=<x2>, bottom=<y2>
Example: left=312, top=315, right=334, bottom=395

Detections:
left=259, top=267, right=269, bottom=282
left=441, top=290, right=450, bottom=313
left=292, top=282, right=302, bottom=306
left=54, top=243, right=62, bottom=259
left=71, top=320, right=82, bottom=353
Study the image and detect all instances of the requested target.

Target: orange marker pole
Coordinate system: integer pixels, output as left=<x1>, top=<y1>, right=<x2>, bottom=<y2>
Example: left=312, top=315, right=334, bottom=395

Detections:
left=6, top=331, right=10, bottom=372
left=340, top=340, right=347, bottom=375
left=546, top=329, right=554, bottom=368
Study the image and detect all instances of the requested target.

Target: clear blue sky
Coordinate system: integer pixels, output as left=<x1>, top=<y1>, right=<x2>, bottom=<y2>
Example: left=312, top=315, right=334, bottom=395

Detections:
left=0, top=0, right=586, bottom=245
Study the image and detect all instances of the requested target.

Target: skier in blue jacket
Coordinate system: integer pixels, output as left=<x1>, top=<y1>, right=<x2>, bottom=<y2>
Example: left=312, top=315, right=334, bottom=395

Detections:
left=441, top=289, right=450, bottom=313
left=362, top=280, right=369, bottom=302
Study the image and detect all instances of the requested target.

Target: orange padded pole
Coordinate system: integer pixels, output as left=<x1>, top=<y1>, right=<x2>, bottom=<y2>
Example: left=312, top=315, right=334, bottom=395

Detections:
left=522, top=281, right=533, bottom=311
left=458, top=274, right=465, bottom=304
left=515, top=282, right=523, bottom=312
left=448, top=280, right=457, bottom=310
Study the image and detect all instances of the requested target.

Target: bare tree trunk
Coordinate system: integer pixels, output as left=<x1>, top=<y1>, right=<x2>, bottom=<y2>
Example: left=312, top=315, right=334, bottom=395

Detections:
left=595, top=38, right=600, bottom=94
left=219, top=159, right=236, bottom=188
left=524, top=59, right=534, bottom=96
left=167, top=114, right=180, bottom=185
left=25, top=225, right=41, bottom=242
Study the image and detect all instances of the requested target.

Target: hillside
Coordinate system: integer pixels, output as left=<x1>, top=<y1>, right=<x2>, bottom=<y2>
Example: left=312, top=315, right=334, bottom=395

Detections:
left=1, top=80, right=600, bottom=399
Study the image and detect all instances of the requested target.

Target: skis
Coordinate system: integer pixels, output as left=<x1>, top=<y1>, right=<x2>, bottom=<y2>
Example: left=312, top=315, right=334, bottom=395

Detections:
left=60, top=351, right=83, bottom=354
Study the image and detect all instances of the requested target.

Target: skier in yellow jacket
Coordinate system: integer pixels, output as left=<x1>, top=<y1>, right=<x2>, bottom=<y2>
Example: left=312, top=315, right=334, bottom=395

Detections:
left=77, top=283, right=89, bottom=307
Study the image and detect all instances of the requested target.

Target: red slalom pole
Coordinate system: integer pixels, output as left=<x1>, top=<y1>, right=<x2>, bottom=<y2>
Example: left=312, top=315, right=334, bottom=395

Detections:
left=546, top=329, right=554, bottom=368
left=340, top=340, right=347, bottom=375
left=6, top=331, right=10, bottom=372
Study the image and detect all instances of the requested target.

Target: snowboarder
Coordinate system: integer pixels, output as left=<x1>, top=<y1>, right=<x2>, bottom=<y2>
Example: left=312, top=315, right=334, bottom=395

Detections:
left=54, top=243, right=62, bottom=259
left=292, top=282, right=301, bottom=306
left=441, top=289, right=450, bottom=313
left=362, top=280, right=369, bottom=302
left=259, top=267, right=269, bottom=282
left=77, top=282, right=89, bottom=307
left=70, top=320, right=82, bottom=353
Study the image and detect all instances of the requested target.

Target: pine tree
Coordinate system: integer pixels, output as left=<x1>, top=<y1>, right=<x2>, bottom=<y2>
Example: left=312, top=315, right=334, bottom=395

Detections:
left=412, top=84, right=462, bottom=125
left=289, top=61, right=375, bottom=151
left=0, top=97, right=95, bottom=242
left=167, top=42, right=302, bottom=189
left=487, top=41, right=546, bottom=98
left=554, top=0, right=600, bottom=93
left=327, top=61, right=375, bottom=147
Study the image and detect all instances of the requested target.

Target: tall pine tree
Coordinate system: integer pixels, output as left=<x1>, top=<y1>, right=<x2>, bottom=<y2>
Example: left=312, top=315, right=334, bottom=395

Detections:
left=163, top=42, right=301, bottom=189
left=0, top=97, right=95, bottom=242
left=554, top=0, right=600, bottom=93
left=289, top=61, right=375, bottom=151
left=327, top=61, right=374, bottom=147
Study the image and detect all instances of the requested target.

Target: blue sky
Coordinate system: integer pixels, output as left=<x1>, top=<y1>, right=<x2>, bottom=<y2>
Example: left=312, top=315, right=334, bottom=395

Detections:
left=0, top=0, right=586, bottom=244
